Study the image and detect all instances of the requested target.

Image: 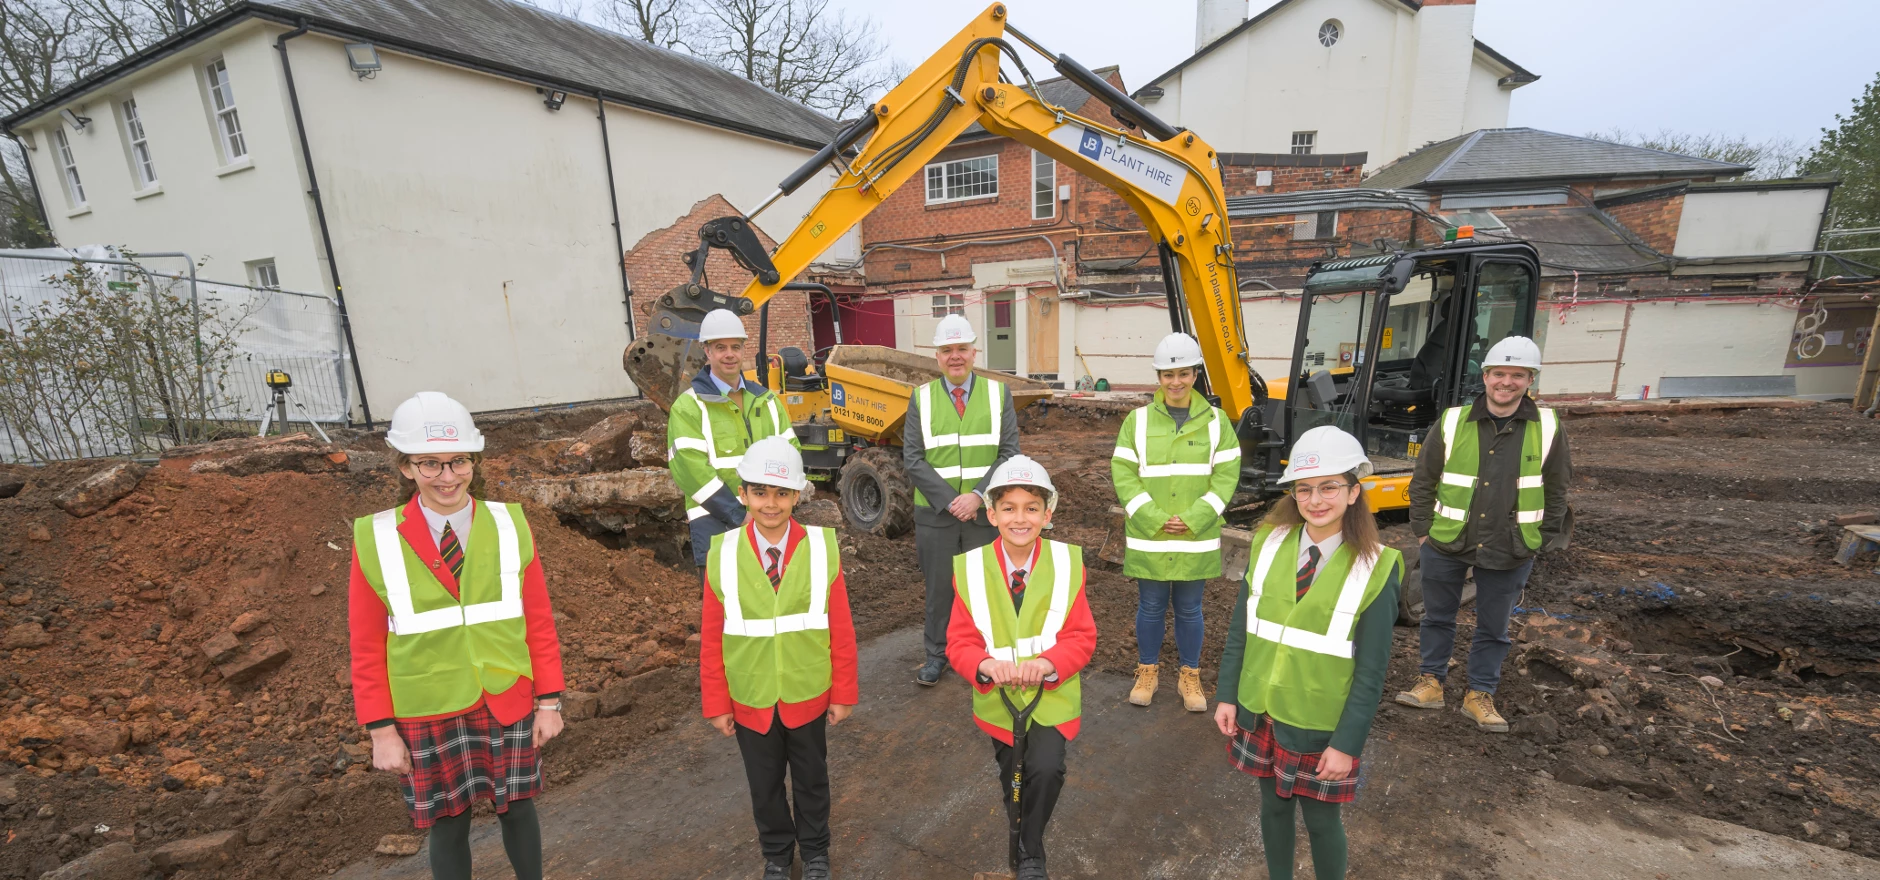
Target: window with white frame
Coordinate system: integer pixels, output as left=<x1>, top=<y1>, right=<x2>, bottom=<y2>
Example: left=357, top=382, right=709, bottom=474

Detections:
left=53, top=129, right=86, bottom=207
left=122, top=98, right=158, bottom=188
left=1031, top=150, right=1056, bottom=220
left=924, top=154, right=998, bottom=203
left=1291, top=131, right=1316, bottom=155
left=250, top=261, right=280, bottom=289
left=930, top=293, right=964, bottom=317
left=206, top=59, right=247, bottom=161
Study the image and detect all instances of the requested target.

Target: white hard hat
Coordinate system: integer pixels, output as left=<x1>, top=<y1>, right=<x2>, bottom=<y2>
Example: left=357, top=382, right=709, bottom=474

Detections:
left=932, top=314, right=977, bottom=347
left=1483, top=336, right=1542, bottom=372
left=736, top=435, right=808, bottom=491
left=1279, top=425, right=1373, bottom=484
left=386, top=392, right=485, bottom=455
left=698, top=308, right=747, bottom=343
left=1152, top=332, right=1205, bottom=372
left=983, top=454, right=1057, bottom=513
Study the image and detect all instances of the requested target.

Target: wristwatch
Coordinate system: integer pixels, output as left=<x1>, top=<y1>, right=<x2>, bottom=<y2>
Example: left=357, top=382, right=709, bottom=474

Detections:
left=537, top=702, right=561, bottom=712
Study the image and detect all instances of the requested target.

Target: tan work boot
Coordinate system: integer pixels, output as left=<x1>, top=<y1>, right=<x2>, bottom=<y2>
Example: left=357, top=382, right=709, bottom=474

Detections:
left=1176, top=666, right=1207, bottom=713
left=1395, top=674, right=1445, bottom=709
left=1128, top=664, right=1158, bottom=706
left=1462, top=690, right=1509, bottom=732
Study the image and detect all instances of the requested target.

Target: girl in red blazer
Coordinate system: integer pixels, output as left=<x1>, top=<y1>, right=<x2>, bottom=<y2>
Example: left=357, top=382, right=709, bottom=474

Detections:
left=349, top=392, right=564, bottom=880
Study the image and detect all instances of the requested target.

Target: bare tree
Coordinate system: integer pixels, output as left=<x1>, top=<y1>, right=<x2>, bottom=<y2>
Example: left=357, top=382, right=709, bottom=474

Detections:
left=598, top=0, right=695, bottom=50
left=1586, top=128, right=1807, bottom=181
left=694, top=0, right=891, bottom=119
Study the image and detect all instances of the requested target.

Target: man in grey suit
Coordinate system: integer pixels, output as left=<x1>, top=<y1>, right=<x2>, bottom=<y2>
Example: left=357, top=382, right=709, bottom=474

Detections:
left=904, top=314, right=1021, bottom=686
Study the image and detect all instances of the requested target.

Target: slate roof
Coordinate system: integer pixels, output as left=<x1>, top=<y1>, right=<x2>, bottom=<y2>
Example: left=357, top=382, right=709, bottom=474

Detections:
left=956, top=65, right=1122, bottom=141
left=1483, top=206, right=1668, bottom=277
left=1363, top=128, right=1752, bottom=190
left=4, top=0, right=837, bottom=148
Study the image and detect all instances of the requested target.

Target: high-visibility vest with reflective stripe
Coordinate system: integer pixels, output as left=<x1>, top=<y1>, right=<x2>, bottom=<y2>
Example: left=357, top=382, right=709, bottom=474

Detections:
left=913, top=377, right=1004, bottom=508
left=706, top=526, right=839, bottom=709
left=952, top=540, right=1085, bottom=731
left=1235, top=525, right=1398, bottom=732
left=1111, top=394, right=1241, bottom=581
left=353, top=500, right=535, bottom=719
left=668, top=385, right=795, bottom=522
left=1427, top=403, right=1557, bottom=550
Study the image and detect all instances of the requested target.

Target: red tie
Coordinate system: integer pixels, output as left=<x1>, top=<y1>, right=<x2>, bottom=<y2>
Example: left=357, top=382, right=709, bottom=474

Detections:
left=765, top=547, right=782, bottom=590
left=952, top=386, right=967, bottom=416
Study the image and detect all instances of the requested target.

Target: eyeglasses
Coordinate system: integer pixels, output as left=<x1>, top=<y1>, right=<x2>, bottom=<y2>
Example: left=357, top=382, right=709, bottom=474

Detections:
left=412, top=457, right=474, bottom=478
left=1289, top=481, right=1354, bottom=501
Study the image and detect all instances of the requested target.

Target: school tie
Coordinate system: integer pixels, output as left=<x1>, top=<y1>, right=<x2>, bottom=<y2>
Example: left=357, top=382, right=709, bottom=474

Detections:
left=765, top=547, right=783, bottom=590
left=1009, top=569, right=1027, bottom=611
left=1296, top=545, right=1321, bottom=599
left=952, top=386, right=968, bottom=416
left=439, top=522, right=464, bottom=581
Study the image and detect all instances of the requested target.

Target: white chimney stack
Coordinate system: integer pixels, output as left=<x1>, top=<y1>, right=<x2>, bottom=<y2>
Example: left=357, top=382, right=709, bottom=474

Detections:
left=1195, top=0, right=1248, bottom=52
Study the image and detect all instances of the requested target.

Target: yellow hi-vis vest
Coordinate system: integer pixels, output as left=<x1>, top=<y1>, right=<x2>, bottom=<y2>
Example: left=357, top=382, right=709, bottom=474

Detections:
left=1235, top=525, right=1399, bottom=732
left=914, top=376, right=1004, bottom=508
left=1427, top=403, right=1558, bottom=550
left=706, top=526, right=840, bottom=709
left=353, top=500, right=535, bottom=719
left=667, top=382, right=795, bottom=522
left=953, top=540, right=1085, bottom=731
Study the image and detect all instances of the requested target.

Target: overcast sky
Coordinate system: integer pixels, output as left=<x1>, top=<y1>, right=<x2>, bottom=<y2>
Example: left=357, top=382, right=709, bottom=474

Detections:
left=836, top=0, right=1880, bottom=148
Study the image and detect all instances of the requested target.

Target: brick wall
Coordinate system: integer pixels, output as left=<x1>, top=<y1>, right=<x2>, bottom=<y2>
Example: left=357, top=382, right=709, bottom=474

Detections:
left=1601, top=191, right=1685, bottom=254
left=621, top=194, right=814, bottom=367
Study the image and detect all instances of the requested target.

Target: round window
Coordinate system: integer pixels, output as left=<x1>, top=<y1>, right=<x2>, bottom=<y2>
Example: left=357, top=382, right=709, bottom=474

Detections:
left=1319, top=19, right=1341, bottom=47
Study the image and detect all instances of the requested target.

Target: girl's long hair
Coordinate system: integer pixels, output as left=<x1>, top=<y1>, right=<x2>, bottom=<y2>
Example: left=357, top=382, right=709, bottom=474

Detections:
left=393, top=452, right=485, bottom=505
left=1262, top=468, right=1382, bottom=562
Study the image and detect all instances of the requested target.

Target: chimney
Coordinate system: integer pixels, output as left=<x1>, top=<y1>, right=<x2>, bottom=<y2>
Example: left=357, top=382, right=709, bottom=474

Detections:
left=1195, top=0, right=1248, bottom=52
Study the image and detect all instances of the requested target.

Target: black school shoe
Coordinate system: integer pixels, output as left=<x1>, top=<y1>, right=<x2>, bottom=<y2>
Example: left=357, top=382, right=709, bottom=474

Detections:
left=760, top=860, right=791, bottom=880
left=801, top=854, right=830, bottom=880
left=916, top=659, right=947, bottom=686
left=1016, top=856, right=1048, bottom=879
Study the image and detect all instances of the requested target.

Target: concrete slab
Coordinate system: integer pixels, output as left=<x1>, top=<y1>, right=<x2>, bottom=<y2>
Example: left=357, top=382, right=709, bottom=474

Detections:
left=337, top=628, right=1880, bottom=879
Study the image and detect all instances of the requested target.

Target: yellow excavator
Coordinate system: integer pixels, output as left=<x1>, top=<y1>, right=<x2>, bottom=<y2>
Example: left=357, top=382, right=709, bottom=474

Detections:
left=623, top=3, right=1542, bottom=619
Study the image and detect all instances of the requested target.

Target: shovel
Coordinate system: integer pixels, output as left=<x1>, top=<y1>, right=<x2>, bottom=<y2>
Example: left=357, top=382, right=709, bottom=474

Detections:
left=974, top=684, right=1045, bottom=880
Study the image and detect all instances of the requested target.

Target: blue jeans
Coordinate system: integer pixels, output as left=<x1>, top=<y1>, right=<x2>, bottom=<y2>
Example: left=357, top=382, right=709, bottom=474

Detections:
left=1416, top=543, right=1535, bottom=694
left=1136, top=579, right=1205, bottom=668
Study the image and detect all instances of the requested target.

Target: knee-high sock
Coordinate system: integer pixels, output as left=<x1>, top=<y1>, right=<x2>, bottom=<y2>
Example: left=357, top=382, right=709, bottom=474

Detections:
left=498, top=797, right=544, bottom=880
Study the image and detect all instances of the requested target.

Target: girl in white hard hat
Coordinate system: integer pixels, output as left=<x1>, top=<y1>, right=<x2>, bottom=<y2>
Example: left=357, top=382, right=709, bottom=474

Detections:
left=349, top=392, right=565, bottom=880
left=1212, top=426, right=1402, bottom=880
left=1112, top=332, right=1240, bottom=713
left=699, top=436, right=857, bottom=880
left=946, top=456, right=1096, bottom=880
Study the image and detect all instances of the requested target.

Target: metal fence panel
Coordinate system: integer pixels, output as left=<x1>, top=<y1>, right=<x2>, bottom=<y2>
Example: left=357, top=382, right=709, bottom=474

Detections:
left=0, top=248, right=350, bottom=463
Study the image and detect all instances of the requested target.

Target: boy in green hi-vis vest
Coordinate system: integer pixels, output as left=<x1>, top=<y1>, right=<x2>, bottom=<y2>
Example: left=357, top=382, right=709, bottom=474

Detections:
left=946, top=456, right=1096, bottom=880
left=700, top=436, right=858, bottom=880
left=1214, top=427, right=1402, bottom=880
left=350, top=393, right=566, bottom=880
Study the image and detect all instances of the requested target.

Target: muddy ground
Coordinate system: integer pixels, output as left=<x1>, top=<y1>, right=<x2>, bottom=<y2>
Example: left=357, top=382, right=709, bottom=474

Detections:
left=2, top=399, right=1877, bottom=878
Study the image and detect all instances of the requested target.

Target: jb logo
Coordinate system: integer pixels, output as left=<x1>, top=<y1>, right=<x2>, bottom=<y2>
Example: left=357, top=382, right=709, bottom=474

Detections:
left=831, top=383, right=847, bottom=407
left=1077, top=128, right=1104, bottom=160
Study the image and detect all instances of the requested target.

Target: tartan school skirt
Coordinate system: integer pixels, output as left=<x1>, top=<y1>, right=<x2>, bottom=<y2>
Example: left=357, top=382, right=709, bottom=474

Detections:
left=1226, top=713, right=1360, bottom=804
left=394, top=704, right=542, bottom=829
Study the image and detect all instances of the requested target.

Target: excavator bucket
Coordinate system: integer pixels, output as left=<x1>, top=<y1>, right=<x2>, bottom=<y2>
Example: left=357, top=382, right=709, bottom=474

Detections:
left=623, top=330, right=704, bottom=412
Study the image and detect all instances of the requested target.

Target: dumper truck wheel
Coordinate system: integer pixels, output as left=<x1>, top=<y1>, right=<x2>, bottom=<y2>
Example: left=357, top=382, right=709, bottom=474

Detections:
left=837, top=447, right=914, bottom=538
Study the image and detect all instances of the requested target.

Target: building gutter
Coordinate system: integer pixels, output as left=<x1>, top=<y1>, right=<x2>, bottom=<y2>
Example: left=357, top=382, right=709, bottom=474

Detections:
left=275, top=23, right=373, bottom=428
left=595, top=93, right=637, bottom=341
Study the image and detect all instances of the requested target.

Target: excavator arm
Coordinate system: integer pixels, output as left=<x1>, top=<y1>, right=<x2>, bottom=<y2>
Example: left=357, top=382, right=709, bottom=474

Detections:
left=625, top=2, right=1265, bottom=423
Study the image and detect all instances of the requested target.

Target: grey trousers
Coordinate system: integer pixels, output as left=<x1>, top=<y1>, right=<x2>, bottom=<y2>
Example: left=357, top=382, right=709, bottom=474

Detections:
left=1416, top=543, right=1536, bottom=694
left=915, top=513, right=998, bottom=663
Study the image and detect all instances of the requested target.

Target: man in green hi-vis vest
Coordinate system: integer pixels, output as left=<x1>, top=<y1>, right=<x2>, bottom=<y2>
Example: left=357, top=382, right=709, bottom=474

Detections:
left=904, top=313, right=1020, bottom=687
left=1400, top=336, right=1572, bottom=734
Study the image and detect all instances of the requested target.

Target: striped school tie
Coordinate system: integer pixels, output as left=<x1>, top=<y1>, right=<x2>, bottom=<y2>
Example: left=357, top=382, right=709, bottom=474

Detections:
left=766, top=547, right=783, bottom=590
left=1296, top=546, right=1321, bottom=600
left=439, top=522, right=464, bottom=580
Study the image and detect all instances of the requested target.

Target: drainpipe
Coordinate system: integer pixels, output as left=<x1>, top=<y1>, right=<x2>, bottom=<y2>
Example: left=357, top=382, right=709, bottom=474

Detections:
left=275, top=23, right=374, bottom=428
left=595, top=92, right=637, bottom=340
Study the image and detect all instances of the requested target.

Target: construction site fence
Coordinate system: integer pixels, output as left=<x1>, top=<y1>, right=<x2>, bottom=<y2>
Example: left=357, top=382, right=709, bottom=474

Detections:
left=0, top=248, right=351, bottom=464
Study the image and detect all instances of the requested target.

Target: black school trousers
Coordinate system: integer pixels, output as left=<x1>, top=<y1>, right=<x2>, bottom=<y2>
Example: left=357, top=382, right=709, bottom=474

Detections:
left=736, top=712, right=831, bottom=867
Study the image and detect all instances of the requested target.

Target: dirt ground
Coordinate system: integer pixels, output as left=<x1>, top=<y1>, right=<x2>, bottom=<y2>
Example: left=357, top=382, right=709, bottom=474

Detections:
left=2, top=398, right=1878, bottom=878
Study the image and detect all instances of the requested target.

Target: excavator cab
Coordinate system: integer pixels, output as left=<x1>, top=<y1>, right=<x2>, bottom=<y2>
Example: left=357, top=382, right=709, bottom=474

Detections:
left=1267, top=239, right=1541, bottom=507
